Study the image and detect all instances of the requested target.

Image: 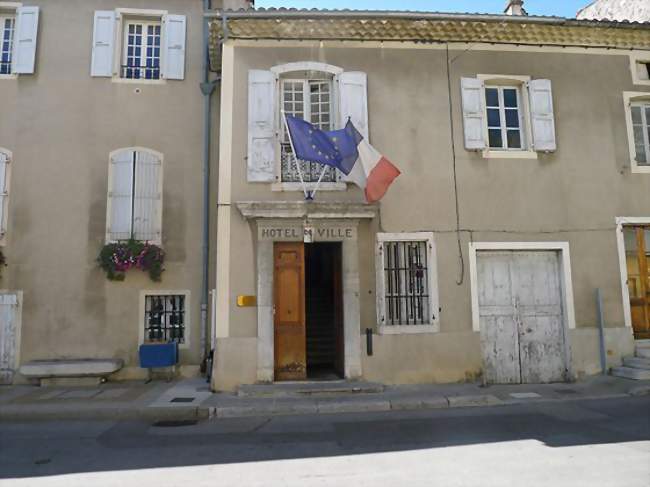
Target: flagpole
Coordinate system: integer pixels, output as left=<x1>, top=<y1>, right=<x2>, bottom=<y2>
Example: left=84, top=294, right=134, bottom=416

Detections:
left=281, top=110, right=309, bottom=200
left=309, top=165, right=329, bottom=200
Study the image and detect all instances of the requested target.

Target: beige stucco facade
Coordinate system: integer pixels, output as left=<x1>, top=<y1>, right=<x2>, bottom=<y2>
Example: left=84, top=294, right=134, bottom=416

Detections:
left=2, top=5, right=649, bottom=389
left=210, top=33, right=649, bottom=390
left=0, top=0, right=230, bottom=382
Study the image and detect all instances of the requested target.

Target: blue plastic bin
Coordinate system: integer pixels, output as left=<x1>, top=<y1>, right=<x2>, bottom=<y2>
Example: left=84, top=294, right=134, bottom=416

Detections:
left=139, top=342, right=178, bottom=369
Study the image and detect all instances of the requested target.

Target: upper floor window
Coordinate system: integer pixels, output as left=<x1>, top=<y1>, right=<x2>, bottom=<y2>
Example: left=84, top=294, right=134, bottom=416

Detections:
left=91, top=9, right=185, bottom=82
left=281, top=75, right=337, bottom=183
left=0, top=5, right=39, bottom=77
left=106, top=148, right=163, bottom=243
left=631, top=102, right=650, bottom=166
left=624, top=92, right=650, bottom=174
left=0, top=15, right=14, bottom=75
left=461, top=75, right=556, bottom=158
left=246, top=63, right=369, bottom=189
left=485, top=86, right=525, bottom=150
left=122, top=20, right=161, bottom=80
left=630, top=53, right=650, bottom=86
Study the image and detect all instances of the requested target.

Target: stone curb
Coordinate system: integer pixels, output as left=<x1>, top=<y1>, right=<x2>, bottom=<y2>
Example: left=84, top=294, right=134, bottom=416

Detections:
left=211, top=394, right=500, bottom=419
left=0, top=405, right=209, bottom=422
left=628, top=385, right=650, bottom=396
left=2, top=389, right=647, bottom=422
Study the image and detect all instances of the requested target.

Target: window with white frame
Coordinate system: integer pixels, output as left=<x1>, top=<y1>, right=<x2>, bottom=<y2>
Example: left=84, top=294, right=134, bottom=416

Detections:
left=122, top=20, right=161, bottom=80
left=144, top=294, right=185, bottom=344
left=91, top=10, right=186, bottom=81
left=630, top=53, right=650, bottom=86
left=376, top=233, right=440, bottom=333
left=0, top=14, right=14, bottom=75
left=106, top=148, right=162, bottom=243
left=630, top=101, right=650, bottom=166
left=246, top=64, right=369, bottom=186
left=461, top=76, right=557, bottom=156
left=0, top=149, right=10, bottom=238
left=0, top=5, right=39, bottom=76
left=485, top=86, right=525, bottom=150
left=281, top=75, right=337, bottom=183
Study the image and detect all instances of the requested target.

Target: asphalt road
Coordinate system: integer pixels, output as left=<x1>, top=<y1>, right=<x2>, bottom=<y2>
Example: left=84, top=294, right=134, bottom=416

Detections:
left=1, top=396, right=648, bottom=487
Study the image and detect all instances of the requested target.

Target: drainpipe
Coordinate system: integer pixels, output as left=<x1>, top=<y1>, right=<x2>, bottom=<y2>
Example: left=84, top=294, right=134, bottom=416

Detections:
left=200, top=0, right=218, bottom=370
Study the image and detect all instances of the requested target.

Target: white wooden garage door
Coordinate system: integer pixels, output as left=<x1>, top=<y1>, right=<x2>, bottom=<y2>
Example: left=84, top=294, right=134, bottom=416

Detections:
left=477, top=251, right=568, bottom=384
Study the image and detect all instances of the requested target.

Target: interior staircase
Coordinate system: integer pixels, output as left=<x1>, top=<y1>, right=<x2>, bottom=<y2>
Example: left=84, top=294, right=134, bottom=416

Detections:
left=611, top=339, right=650, bottom=380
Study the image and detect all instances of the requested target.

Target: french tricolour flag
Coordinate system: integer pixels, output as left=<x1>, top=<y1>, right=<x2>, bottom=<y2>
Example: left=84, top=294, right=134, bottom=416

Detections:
left=286, top=116, right=401, bottom=203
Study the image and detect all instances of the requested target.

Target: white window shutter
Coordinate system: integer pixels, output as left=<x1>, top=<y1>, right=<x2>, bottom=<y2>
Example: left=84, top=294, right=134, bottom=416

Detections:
left=461, top=77, right=486, bottom=150
left=528, top=79, right=557, bottom=152
left=91, top=11, right=116, bottom=77
left=338, top=71, right=369, bottom=140
left=162, top=14, right=186, bottom=80
left=0, top=153, right=7, bottom=235
left=12, top=6, right=39, bottom=74
left=247, top=69, right=276, bottom=182
left=0, top=293, right=18, bottom=384
left=133, top=151, right=162, bottom=242
left=108, top=151, right=134, bottom=241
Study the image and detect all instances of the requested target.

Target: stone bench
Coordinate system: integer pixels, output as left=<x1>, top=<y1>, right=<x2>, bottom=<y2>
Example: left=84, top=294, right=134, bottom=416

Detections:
left=20, top=359, right=123, bottom=386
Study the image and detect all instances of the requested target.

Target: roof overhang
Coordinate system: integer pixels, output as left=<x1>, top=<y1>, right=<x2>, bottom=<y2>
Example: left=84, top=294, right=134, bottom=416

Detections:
left=207, top=9, right=650, bottom=69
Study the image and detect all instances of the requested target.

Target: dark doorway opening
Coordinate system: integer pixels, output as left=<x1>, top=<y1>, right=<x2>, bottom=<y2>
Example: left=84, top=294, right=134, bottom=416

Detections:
left=305, top=242, right=344, bottom=380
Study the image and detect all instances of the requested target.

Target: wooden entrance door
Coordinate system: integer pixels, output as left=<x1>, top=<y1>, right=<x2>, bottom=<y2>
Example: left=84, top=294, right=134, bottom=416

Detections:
left=626, top=226, right=650, bottom=339
left=274, top=242, right=306, bottom=381
left=478, top=251, right=567, bottom=384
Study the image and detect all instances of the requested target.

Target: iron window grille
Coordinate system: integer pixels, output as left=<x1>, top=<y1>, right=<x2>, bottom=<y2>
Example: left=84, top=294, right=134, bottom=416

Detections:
left=382, top=240, right=431, bottom=326
left=0, top=16, right=14, bottom=75
left=122, top=21, right=161, bottom=80
left=280, top=78, right=337, bottom=183
left=144, top=294, right=185, bottom=343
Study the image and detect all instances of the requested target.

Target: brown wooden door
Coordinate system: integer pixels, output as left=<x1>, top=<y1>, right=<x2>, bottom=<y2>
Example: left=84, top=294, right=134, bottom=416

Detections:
left=629, top=226, right=650, bottom=339
left=274, top=242, right=307, bottom=381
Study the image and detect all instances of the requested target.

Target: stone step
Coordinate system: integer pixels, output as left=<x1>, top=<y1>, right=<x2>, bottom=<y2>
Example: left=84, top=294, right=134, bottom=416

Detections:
left=237, top=380, right=385, bottom=398
left=623, top=356, right=650, bottom=370
left=636, top=348, right=650, bottom=359
left=635, top=339, right=650, bottom=349
left=611, top=366, right=650, bottom=380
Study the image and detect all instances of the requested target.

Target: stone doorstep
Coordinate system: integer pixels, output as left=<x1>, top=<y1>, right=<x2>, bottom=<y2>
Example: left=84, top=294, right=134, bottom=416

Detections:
left=636, top=348, right=650, bottom=359
left=611, top=367, right=650, bottom=381
left=635, top=339, right=650, bottom=349
left=623, top=356, right=650, bottom=370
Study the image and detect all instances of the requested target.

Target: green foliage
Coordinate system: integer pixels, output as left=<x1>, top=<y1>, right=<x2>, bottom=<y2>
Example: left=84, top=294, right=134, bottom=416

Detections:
left=98, top=240, right=164, bottom=282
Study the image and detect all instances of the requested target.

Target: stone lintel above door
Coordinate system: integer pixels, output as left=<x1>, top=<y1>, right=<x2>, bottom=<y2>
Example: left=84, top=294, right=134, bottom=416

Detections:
left=236, top=201, right=378, bottom=220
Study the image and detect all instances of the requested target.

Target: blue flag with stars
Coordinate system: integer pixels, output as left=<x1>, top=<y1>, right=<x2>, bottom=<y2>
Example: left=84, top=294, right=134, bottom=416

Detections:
left=286, top=115, right=345, bottom=172
left=326, top=119, right=363, bottom=175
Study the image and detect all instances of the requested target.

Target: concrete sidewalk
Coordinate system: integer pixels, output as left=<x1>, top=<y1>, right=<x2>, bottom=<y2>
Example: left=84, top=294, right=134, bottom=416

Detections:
left=1, top=375, right=649, bottom=422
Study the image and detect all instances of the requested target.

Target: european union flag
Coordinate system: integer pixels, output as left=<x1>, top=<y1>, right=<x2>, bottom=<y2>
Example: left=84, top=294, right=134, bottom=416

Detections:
left=326, top=120, right=363, bottom=175
left=285, top=116, right=343, bottom=170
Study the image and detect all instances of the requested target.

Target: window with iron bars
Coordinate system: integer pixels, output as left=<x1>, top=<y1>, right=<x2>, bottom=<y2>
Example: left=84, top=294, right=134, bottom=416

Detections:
left=382, top=240, right=431, bottom=325
left=0, top=16, right=15, bottom=75
left=280, top=78, right=337, bottom=183
left=122, top=20, right=161, bottom=80
left=144, top=294, right=185, bottom=343
left=376, top=234, right=439, bottom=331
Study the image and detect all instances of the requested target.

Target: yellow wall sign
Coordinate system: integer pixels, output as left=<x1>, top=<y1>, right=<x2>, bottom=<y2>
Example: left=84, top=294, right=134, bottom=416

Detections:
left=237, top=295, right=257, bottom=307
